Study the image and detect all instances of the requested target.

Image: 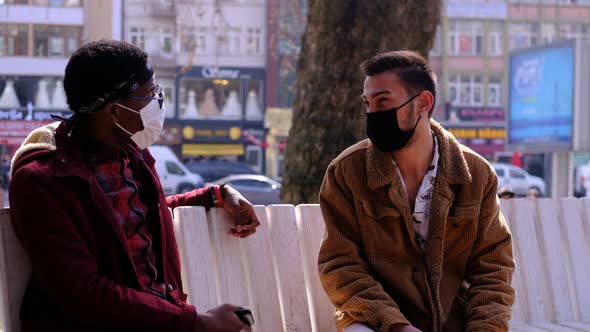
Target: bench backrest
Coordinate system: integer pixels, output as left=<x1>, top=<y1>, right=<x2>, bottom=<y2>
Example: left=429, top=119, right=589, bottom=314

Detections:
left=2, top=199, right=590, bottom=332
left=0, top=209, right=30, bottom=332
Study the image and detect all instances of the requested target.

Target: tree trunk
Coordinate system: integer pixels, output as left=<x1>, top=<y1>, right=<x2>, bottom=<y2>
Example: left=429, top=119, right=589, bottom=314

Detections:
left=281, top=0, right=441, bottom=204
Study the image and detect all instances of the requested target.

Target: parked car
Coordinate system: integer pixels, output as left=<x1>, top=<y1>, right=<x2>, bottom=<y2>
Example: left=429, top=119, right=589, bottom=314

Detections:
left=208, top=174, right=281, bottom=205
left=185, top=160, right=258, bottom=183
left=574, top=163, right=590, bottom=197
left=491, top=163, right=546, bottom=197
left=149, top=145, right=205, bottom=195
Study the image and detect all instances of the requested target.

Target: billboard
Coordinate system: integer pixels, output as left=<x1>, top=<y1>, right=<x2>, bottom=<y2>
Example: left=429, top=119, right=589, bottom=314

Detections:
left=508, top=41, right=575, bottom=150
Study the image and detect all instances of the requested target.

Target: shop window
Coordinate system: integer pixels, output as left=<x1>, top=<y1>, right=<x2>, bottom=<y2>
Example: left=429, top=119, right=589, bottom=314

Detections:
left=179, top=77, right=242, bottom=120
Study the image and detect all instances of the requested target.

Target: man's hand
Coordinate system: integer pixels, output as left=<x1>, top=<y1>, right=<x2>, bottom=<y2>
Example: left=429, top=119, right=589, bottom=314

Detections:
left=195, top=303, right=251, bottom=332
left=389, top=325, right=422, bottom=332
left=222, top=185, right=261, bottom=238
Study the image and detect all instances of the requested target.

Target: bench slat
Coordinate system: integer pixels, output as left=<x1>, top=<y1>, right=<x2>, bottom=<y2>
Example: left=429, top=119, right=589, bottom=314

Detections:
left=207, top=208, right=250, bottom=308
left=559, top=198, right=590, bottom=323
left=501, top=200, right=529, bottom=329
left=296, top=204, right=337, bottom=332
left=173, top=206, right=217, bottom=310
left=509, top=198, right=552, bottom=325
left=0, top=208, right=30, bottom=332
left=267, top=205, right=313, bottom=332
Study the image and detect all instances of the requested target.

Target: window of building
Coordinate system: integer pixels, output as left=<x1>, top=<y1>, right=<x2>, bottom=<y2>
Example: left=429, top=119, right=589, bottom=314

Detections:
left=245, top=27, right=263, bottom=56
left=488, top=76, right=502, bottom=107
left=448, top=74, right=483, bottom=106
left=448, top=21, right=484, bottom=56
left=487, top=22, right=504, bottom=56
left=0, top=0, right=29, bottom=4
left=33, top=25, right=82, bottom=57
left=509, top=23, right=539, bottom=50
left=0, top=24, right=28, bottom=56
left=215, top=26, right=241, bottom=55
left=32, top=0, right=83, bottom=6
left=159, top=78, right=175, bottom=118
left=540, top=23, right=557, bottom=44
left=160, top=28, right=174, bottom=54
left=560, top=23, right=590, bottom=42
left=128, top=26, right=145, bottom=50
left=180, top=26, right=209, bottom=54
left=430, top=27, right=442, bottom=57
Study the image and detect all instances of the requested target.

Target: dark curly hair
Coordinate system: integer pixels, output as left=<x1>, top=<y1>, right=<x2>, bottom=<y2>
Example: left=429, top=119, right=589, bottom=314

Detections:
left=63, top=39, right=149, bottom=114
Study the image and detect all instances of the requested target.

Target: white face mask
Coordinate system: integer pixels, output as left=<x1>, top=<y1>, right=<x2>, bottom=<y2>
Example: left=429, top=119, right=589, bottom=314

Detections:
left=115, top=97, right=166, bottom=150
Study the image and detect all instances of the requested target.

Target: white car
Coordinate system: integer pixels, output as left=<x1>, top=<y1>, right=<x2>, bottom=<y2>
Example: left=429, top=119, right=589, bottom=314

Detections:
left=491, top=163, right=546, bottom=197
left=149, top=145, right=205, bottom=195
left=208, top=174, right=282, bottom=205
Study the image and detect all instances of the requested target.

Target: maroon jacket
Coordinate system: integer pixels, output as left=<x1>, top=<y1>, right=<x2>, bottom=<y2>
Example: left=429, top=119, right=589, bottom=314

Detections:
left=9, top=122, right=212, bottom=331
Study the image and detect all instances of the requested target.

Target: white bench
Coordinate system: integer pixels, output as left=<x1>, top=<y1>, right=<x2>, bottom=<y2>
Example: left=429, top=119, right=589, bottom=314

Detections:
left=2, top=199, right=590, bottom=332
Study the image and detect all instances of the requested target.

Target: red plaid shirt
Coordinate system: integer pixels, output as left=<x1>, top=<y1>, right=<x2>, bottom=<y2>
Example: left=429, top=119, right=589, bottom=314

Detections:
left=84, top=145, right=166, bottom=298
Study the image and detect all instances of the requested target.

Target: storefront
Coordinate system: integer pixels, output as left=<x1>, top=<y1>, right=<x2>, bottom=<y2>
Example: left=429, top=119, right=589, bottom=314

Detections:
left=172, top=66, right=267, bottom=173
left=0, top=76, right=72, bottom=157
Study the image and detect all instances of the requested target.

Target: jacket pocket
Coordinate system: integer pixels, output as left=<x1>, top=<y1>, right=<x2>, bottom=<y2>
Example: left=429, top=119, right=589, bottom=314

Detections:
left=445, top=205, right=479, bottom=259
left=359, top=200, right=409, bottom=259
left=361, top=199, right=401, bottom=221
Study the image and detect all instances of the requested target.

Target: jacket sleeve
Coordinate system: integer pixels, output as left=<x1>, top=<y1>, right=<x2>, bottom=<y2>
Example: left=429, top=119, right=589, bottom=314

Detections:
left=318, top=163, right=410, bottom=332
left=9, top=166, right=197, bottom=332
left=464, top=172, right=515, bottom=332
left=166, top=187, right=213, bottom=209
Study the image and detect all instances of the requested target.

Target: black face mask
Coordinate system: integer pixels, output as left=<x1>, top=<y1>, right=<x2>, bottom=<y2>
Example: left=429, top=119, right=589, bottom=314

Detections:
left=366, top=93, right=422, bottom=152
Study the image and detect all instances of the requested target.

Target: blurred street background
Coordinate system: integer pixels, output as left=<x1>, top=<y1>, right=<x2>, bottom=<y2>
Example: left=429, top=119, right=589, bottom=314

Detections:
left=0, top=0, right=589, bottom=206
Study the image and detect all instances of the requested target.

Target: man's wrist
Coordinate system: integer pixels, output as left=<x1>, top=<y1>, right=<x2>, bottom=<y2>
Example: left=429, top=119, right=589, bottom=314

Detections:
left=207, top=185, right=224, bottom=207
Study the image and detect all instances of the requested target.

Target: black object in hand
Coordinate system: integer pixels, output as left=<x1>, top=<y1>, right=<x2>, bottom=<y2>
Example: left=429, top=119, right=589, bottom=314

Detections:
left=235, top=308, right=254, bottom=326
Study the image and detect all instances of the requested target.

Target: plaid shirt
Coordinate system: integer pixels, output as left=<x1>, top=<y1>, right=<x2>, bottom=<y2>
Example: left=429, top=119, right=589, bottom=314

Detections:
left=84, top=144, right=166, bottom=298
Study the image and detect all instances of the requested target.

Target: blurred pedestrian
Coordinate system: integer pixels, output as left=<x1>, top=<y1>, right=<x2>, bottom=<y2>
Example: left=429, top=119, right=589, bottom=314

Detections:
left=498, top=186, right=516, bottom=200
left=318, top=51, right=514, bottom=332
left=526, top=188, right=540, bottom=200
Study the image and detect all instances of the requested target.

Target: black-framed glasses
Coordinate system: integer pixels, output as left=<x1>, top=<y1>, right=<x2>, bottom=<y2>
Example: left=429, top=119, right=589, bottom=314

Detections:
left=125, top=84, right=165, bottom=108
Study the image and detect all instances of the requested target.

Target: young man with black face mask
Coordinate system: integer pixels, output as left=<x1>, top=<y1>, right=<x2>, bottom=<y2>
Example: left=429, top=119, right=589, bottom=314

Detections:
left=318, top=51, right=515, bottom=332
left=9, top=40, right=258, bottom=331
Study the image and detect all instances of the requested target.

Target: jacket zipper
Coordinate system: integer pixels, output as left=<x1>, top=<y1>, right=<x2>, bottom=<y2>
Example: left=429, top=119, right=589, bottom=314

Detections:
left=416, top=232, right=439, bottom=331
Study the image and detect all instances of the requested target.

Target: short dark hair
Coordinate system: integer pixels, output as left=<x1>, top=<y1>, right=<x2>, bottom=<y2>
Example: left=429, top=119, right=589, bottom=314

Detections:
left=360, top=51, right=437, bottom=117
left=64, top=39, right=149, bottom=113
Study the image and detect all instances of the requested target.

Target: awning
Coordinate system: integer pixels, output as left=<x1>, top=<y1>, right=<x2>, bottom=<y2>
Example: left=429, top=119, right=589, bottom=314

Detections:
left=181, top=143, right=245, bottom=156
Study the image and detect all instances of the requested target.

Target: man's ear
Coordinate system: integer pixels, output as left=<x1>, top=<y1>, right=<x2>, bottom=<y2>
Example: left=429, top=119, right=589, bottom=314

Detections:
left=105, top=102, right=120, bottom=122
left=419, top=91, right=435, bottom=114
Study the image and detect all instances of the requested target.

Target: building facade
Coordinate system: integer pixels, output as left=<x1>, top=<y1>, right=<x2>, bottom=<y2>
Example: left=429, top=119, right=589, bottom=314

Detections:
left=123, top=0, right=267, bottom=174
left=0, top=0, right=122, bottom=158
left=432, top=0, right=590, bottom=167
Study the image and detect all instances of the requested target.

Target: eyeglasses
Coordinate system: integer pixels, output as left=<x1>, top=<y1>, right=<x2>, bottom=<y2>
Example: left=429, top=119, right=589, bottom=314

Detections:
left=125, top=84, right=165, bottom=109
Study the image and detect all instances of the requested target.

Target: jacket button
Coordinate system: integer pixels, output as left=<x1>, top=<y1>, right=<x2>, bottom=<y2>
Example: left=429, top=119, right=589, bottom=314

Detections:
left=167, top=284, right=173, bottom=291
left=60, top=158, right=66, bottom=163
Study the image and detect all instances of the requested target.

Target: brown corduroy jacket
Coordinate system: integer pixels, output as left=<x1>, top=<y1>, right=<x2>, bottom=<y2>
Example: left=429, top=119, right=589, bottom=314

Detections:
left=318, top=120, right=515, bottom=332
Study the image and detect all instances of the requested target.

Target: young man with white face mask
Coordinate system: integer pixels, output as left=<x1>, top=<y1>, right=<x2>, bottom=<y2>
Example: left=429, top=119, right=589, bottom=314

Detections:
left=9, top=40, right=258, bottom=331
left=318, top=51, right=515, bottom=332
